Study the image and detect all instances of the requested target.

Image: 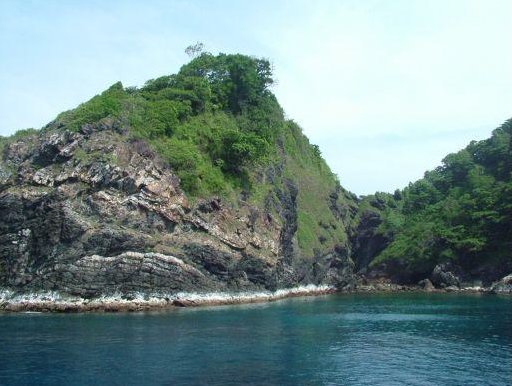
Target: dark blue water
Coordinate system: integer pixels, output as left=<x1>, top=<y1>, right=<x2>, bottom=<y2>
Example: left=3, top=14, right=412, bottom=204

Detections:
left=0, top=293, right=511, bottom=386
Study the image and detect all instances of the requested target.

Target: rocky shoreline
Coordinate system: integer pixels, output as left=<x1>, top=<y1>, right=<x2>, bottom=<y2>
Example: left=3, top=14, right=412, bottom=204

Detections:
left=355, top=273, right=512, bottom=295
left=1, top=275, right=511, bottom=313
left=0, top=284, right=336, bottom=313
left=355, top=283, right=488, bottom=294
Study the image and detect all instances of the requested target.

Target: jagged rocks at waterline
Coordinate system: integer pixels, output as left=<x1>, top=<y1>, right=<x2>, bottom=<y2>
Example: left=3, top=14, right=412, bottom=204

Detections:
left=417, top=279, right=435, bottom=292
left=490, top=274, right=512, bottom=294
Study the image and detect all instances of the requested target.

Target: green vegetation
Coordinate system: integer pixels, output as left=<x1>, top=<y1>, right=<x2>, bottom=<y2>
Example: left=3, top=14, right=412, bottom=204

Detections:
left=73, top=147, right=117, bottom=165
left=56, top=82, right=127, bottom=131
left=54, top=52, right=284, bottom=196
left=46, top=50, right=350, bottom=256
left=368, top=119, right=512, bottom=276
left=0, top=128, right=39, bottom=157
left=6, top=48, right=508, bottom=269
left=281, top=121, right=355, bottom=257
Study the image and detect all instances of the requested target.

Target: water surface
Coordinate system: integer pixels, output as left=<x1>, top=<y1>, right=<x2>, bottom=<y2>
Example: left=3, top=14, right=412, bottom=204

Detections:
left=1, top=293, right=511, bottom=385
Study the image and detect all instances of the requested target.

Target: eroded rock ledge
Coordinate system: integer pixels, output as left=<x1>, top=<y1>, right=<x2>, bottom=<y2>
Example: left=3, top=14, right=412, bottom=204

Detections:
left=0, top=284, right=335, bottom=312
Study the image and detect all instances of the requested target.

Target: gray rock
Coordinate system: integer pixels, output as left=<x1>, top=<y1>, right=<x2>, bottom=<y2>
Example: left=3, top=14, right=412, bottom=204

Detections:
left=444, top=286, right=459, bottom=292
left=490, top=274, right=512, bottom=294
left=418, top=278, right=435, bottom=292
left=431, top=263, right=461, bottom=288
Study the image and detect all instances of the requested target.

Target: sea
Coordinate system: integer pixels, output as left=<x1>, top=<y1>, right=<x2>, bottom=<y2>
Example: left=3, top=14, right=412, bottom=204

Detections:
left=0, top=292, right=511, bottom=385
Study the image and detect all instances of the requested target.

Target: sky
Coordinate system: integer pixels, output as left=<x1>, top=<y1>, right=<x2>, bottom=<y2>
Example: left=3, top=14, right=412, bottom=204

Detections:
left=1, top=0, right=511, bottom=195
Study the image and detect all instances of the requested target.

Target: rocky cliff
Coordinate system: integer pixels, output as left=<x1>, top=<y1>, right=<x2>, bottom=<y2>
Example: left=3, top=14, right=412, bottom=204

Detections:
left=0, top=118, right=356, bottom=299
left=1, top=52, right=510, bottom=305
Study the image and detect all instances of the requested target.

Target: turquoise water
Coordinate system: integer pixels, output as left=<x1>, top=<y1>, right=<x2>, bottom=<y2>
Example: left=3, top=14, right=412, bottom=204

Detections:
left=0, top=293, right=511, bottom=386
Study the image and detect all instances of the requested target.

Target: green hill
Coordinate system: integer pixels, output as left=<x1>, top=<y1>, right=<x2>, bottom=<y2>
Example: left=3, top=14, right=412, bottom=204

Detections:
left=356, top=119, right=512, bottom=283
left=0, top=50, right=510, bottom=296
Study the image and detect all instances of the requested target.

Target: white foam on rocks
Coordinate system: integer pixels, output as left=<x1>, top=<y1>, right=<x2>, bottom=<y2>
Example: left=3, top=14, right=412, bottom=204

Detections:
left=0, top=284, right=335, bottom=312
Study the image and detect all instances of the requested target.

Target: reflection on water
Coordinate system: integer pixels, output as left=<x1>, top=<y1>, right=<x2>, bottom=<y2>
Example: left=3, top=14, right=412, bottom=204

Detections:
left=0, top=293, right=511, bottom=386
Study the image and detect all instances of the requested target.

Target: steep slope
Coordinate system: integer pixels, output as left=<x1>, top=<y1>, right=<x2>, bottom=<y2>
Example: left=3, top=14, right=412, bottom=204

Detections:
left=0, top=53, right=357, bottom=298
left=354, top=119, right=512, bottom=286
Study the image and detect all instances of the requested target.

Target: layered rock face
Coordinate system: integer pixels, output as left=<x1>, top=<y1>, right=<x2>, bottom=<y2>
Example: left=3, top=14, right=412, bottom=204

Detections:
left=0, top=121, right=355, bottom=297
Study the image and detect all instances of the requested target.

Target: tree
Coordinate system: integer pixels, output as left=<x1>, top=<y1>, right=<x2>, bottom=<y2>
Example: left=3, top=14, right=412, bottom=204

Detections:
left=185, top=42, right=205, bottom=58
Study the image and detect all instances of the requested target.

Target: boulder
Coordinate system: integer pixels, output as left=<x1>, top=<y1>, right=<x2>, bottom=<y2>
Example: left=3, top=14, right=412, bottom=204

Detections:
left=444, top=286, right=459, bottom=292
left=418, top=278, right=435, bottom=292
left=431, top=263, right=461, bottom=288
left=490, top=274, right=512, bottom=294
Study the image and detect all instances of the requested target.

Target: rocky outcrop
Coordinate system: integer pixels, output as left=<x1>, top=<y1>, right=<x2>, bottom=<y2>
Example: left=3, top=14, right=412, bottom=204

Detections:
left=0, top=120, right=355, bottom=299
left=430, top=263, right=463, bottom=288
left=350, top=209, right=391, bottom=272
left=0, top=284, right=335, bottom=312
left=490, top=274, right=512, bottom=294
left=30, top=252, right=216, bottom=297
left=418, top=278, right=435, bottom=292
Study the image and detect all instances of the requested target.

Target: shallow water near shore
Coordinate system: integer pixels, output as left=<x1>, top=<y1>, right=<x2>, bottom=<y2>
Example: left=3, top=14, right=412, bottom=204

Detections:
left=1, top=292, right=511, bottom=386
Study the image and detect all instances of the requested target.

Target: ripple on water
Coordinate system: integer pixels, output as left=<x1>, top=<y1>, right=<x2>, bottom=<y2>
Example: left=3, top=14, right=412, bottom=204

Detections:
left=0, top=292, right=511, bottom=386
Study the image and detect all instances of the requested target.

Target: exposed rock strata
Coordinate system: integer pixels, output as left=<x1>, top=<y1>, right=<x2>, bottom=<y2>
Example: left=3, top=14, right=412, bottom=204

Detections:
left=0, top=121, right=355, bottom=301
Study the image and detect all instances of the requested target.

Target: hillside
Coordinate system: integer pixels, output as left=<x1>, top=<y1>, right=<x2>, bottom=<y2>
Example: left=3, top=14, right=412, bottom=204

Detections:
left=354, top=119, right=512, bottom=286
left=0, top=51, right=510, bottom=301
left=0, top=52, right=358, bottom=298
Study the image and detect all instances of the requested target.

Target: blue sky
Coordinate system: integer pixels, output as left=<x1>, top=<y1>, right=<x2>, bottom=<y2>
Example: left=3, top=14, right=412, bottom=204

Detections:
left=1, top=0, right=511, bottom=195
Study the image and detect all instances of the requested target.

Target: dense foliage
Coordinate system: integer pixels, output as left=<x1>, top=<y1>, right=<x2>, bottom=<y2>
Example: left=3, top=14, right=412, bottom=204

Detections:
left=369, top=119, right=512, bottom=278
left=55, top=52, right=285, bottom=195
left=48, top=51, right=351, bottom=256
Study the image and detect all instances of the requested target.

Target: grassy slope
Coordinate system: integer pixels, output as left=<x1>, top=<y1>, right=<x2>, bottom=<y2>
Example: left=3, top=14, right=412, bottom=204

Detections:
left=281, top=122, right=355, bottom=257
